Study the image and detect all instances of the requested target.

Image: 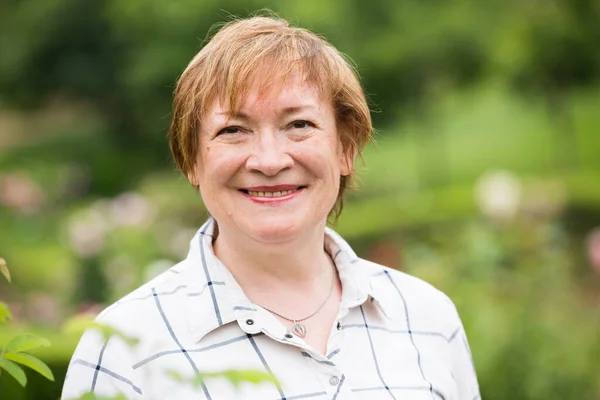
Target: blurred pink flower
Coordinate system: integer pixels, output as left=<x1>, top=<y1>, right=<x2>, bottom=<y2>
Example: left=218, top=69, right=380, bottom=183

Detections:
left=67, top=209, right=108, bottom=257
left=77, top=302, right=104, bottom=316
left=105, top=255, right=137, bottom=296
left=0, top=172, right=46, bottom=214
left=586, top=228, right=600, bottom=276
left=164, top=227, right=198, bottom=258
left=367, top=241, right=402, bottom=270
left=26, top=291, right=60, bottom=326
left=108, top=192, right=156, bottom=228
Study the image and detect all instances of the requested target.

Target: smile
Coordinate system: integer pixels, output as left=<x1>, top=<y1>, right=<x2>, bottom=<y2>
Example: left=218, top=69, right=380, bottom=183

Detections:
left=240, top=186, right=305, bottom=203
left=247, top=189, right=295, bottom=197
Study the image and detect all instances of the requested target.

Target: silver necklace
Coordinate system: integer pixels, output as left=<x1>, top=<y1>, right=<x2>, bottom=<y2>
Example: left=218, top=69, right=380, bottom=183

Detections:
left=259, top=256, right=336, bottom=339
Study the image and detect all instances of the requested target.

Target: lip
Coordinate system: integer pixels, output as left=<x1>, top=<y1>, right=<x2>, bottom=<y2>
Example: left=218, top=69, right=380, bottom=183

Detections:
left=239, top=185, right=305, bottom=205
left=243, top=184, right=301, bottom=191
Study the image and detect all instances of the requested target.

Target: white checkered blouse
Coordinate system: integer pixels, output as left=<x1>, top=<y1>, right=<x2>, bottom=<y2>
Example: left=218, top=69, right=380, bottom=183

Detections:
left=62, top=219, right=480, bottom=400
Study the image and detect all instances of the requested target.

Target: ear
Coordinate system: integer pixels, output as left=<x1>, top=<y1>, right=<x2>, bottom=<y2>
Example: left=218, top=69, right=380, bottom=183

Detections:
left=339, top=143, right=356, bottom=177
left=187, top=173, right=198, bottom=186
left=187, top=162, right=200, bottom=187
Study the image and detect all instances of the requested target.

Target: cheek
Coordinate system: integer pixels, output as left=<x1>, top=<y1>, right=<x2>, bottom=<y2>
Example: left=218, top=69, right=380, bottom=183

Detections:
left=300, top=142, right=344, bottom=187
left=198, top=145, right=247, bottom=185
left=198, top=143, right=227, bottom=173
left=199, top=141, right=216, bottom=162
left=194, top=149, right=219, bottom=190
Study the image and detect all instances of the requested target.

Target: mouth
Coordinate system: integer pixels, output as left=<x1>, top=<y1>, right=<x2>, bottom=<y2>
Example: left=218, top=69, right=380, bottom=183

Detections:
left=239, top=185, right=306, bottom=200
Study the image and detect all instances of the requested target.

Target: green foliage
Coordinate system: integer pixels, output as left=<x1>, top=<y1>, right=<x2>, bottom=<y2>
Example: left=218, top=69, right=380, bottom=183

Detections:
left=168, top=369, right=279, bottom=391
left=62, top=315, right=139, bottom=348
left=0, top=262, right=55, bottom=388
left=398, top=218, right=600, bottom=400
left=5, top=334, right=51, bottom=354
left=74, top=393, right=128, bottom=400
left=58, top=318, right=278, bottom=398
left=0, top=359, right=27, bottom=387
left=1, top=353, right=54, bottom=383
left=0, top=258, right=10, bottom=283
left=0, top=302, right=13, bottom=323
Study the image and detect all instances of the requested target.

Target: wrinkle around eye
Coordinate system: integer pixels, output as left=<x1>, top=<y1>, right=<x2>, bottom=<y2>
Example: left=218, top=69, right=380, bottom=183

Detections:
left=289, top=120, right=317, bottom=130
left=286, top=125, right=319, bottom=142
left=210, top=126, right=251, bottom=144
left=217, top=126, right=243, bottom=135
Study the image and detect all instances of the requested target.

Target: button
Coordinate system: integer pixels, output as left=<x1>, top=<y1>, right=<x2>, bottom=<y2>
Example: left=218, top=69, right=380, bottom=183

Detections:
left=329, top=376, right=340, bottom=386
left=246, top=319, right=254, bottom=325
left=336, top=322, right=341, bottom=330
left=284, top=333, right=293, bottom=339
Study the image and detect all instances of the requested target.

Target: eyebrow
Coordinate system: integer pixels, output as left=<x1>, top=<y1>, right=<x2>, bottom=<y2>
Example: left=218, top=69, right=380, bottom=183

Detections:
left=216, top=105, right=317, bottom=119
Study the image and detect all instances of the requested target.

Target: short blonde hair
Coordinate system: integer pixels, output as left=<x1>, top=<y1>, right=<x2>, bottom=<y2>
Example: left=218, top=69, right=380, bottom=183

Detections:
left=169, top=14, right=372, bottom=220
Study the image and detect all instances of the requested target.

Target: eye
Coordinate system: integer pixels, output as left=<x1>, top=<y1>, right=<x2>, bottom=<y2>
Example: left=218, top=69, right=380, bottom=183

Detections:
left=217, top=126, right=242, bottom=135
left=290, top=120, right=314, bottom=129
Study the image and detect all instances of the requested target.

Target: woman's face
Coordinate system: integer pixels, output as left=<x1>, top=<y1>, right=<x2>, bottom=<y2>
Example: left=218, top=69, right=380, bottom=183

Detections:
left=191, top=78, right=352, bottom=244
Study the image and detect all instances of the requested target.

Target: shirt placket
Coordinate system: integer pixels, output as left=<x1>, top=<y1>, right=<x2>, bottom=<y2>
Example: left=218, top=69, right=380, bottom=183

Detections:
left=236, top=308, right=356, bottom=398
left=301, top=346, right=351, bottom=399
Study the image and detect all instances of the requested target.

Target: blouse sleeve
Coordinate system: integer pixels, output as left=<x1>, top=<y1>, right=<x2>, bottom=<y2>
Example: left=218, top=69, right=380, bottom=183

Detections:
left=61, top=327, right=143, bottom=400
left=447, top=303, right=481, bottom=400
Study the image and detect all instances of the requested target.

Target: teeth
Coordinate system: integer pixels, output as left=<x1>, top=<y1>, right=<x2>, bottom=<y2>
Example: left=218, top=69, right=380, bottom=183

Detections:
left=247, top=189, right=296, bottom=197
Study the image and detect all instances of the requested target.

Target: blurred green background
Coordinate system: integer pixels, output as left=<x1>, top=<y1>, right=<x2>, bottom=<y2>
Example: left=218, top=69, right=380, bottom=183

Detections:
left=1, top=0, right=600, bottom=399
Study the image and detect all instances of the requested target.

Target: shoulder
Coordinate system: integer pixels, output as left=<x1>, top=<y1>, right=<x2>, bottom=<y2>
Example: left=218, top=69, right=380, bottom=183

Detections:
left=327, top=227, right=459, bottom=324
left=67, top=260, right=193, bottom=366
left=360, top=258, right=453, bottom=306
left=61, top=264, right=189, bottom=400
left=92, top=259, right=192, bottom=338
left=360, top=258, right=462, bottom=336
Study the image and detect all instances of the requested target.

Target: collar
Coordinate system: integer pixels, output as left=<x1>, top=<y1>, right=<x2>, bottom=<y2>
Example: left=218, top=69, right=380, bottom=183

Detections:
left=178, top=218, right=394, bottom=342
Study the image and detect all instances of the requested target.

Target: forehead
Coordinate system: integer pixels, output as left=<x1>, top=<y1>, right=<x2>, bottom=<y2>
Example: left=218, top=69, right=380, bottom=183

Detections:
left=207, top=77, right=332, bottom=118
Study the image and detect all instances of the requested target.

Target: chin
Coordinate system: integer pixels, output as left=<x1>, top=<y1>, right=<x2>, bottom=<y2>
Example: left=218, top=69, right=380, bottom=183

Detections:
left=242, top=215, right=310, bottom=244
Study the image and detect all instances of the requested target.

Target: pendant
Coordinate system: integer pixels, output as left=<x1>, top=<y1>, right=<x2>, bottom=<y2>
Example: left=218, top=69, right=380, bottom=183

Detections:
left=291, top=322, right=307, bottom=338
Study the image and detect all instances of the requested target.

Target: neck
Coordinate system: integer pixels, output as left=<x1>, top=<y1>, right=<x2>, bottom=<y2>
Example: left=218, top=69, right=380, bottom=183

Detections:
left=213, top=221, right=332, bottom=293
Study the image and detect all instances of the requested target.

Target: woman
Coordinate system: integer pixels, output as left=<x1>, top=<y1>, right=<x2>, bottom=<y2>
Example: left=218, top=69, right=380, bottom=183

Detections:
left=62, top=15, right=480, bottom=400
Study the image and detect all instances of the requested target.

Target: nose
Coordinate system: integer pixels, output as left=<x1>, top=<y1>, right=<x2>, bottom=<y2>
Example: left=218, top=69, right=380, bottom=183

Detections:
left=245, top=130, right=294, bottom=176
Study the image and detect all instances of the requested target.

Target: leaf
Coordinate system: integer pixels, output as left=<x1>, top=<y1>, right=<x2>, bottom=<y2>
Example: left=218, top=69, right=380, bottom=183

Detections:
left=62, top=314, right=100, bottom=336
left=168, top=369, right=278, bottom=391
left=76, top=394, right=100, bottom=400
left=2, top=352, right=55, bottom=381
left=63, top=315, right=139, bottom=348
left=0, top=358, right=27, bottom=386
left=219, top=369, right=278, bottom=389
left=0, top=258, right=9, bottom=283
left=0, top=301, right=13, bottom=323
left=167, top=369, right=207, bottom=389
left=4, top=333, right=51, bottom=353
left=108, top=394, right=128, bottom=400
left=191, top=373, right=208, bottom=388
left=167, top=370, right=185, bottom=383
left=76, top=393, right=128, bottom=400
